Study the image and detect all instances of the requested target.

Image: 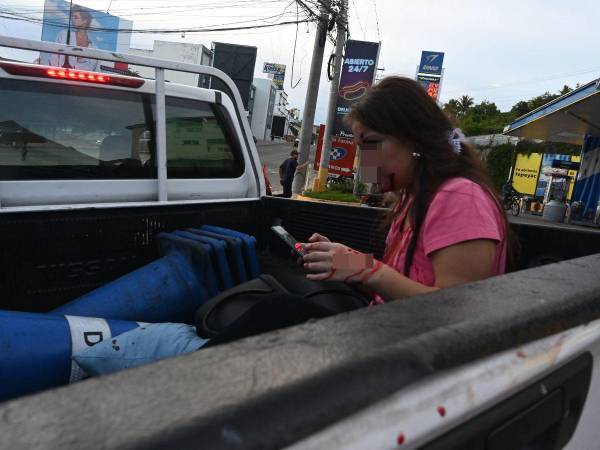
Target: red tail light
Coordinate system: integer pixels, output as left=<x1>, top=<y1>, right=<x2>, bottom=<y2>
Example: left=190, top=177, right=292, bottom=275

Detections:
left=0, top=62, right=144, bottom=88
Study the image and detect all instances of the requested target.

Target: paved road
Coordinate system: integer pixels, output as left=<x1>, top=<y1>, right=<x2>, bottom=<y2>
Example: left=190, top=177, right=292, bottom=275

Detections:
left=256, top=140, right=316, bottom=194
left=509, top=212, right=600, bottom=233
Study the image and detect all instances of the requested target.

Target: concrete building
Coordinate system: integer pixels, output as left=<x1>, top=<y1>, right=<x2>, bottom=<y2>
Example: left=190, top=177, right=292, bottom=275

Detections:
left=127, top=40, right=212, bottom=88
left=126, top=41, right=294, bottom=140
left=271, top=90, right=292, bottom=138
left=250, top=77, right=277, bottom=141
left=466, top=134, right=520, bottom=148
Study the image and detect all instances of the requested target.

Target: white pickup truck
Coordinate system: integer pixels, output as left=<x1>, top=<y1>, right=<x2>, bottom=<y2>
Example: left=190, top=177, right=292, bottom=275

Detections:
left=1, top=36, right=600, bottom=450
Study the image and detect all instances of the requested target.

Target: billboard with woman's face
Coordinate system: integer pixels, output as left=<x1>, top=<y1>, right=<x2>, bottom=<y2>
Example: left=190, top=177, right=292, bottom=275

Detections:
left=39, top=0, right=132, bottom=73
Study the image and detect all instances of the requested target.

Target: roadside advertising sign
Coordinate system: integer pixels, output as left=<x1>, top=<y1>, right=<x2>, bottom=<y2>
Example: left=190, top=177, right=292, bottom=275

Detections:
left=39, top=0, right=132, bottom=73
left=418, top=51, right=445, bottom=75
left=416, top=73, right=441, bottom=100
left=212, top=42, right=258, bottom=110
left=263, top=63, right=286, bottom=74
left=416, top=50, right=445, bottom=100
left=263, top=62, right=286, bottom=90
left=331, top=40, right=380, bottom=139
left=314, top=124, right=357, bottom=177
left=512, top=152, right=542, bottom=195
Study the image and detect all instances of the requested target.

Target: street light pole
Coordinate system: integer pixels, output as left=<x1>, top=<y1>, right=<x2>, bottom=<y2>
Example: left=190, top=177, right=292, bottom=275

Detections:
left=315, top=0, right=347, bottom=192
left=291, top=0, right=330, bottom=195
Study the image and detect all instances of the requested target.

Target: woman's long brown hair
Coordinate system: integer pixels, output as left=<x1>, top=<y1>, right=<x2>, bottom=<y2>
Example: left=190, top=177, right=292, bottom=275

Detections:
left=348, top=76, right=513, bottom=275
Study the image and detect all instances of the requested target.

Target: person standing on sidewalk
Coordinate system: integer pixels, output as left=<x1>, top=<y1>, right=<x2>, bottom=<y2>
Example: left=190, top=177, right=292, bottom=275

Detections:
left=279, top=149, right=307, bottom=198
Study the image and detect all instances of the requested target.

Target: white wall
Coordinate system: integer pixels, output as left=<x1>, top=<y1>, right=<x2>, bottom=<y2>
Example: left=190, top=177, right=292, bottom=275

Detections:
left=251, top=78, right=276, bottom=140
left=127, top=41, right=211, bottom=87
left=116, top=18, right=134, bottom=54
left=273, top=90, right=290, bottom=135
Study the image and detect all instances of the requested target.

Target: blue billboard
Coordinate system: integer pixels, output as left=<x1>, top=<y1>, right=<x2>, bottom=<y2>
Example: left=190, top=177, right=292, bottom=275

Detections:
left=39, top=0, right=130, bottom=72
left=332, top=39, right=380, bottom=138
left=418, top=51, right=445, bottom=75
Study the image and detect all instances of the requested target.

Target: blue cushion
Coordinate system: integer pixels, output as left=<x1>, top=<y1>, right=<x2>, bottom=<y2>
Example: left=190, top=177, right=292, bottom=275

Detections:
left=73, top=323, right=208, bottom=376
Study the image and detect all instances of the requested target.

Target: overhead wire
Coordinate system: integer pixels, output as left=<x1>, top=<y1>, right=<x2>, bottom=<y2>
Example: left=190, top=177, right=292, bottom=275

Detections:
left=0, top=3, right=314, bottom=34
left=362, top=0, right=371, bottom=40
left=289, top=0, right=302, bottom=88
left=0, top=12, right=312, bottom=33
left=349, top=0, right=365, bottom=40
left=372, top=0, right=380, bottom=41
left=0, top=0, right=289, bottom=14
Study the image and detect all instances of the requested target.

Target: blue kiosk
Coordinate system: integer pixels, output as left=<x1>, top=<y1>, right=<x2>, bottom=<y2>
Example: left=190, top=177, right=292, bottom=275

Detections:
left=504, top=79, right=600, bottom=222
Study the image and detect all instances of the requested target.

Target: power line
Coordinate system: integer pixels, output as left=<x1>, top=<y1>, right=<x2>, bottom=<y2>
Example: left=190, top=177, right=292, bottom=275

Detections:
left=0, top=0, right=289, bottom=13
left=349, top=0, right=365, bottom=40
left=0, top=0, right=312, bottom=30
left=290, top=0, right=302, bottom=88
left=372, top=0, right=380, bottom=41
left=0, top=1, right=295, bottom=22
left=0, top=12, right=313, bottom=34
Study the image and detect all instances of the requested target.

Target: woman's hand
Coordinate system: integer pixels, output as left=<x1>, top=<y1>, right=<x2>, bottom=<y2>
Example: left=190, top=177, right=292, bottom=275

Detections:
left=292, top=233, right=331, bottom=263
left=302, top=241, right=381, bottom=283
left=307, top=233, right=330, bottom=244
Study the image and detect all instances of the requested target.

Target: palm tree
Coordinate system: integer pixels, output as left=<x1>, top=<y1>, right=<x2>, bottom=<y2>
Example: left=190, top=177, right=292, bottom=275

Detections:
left=457, top=95, right=474, bottom=117
left=443, top=99, right=461, bottom=119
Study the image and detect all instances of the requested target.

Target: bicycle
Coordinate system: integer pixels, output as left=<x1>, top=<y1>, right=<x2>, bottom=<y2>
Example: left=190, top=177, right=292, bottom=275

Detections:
left=503, top=192, right=522, bottom=216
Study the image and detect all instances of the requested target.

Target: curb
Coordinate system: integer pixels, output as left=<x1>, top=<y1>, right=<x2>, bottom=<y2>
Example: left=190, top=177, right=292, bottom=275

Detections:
left=294, top=194, right=364, bottom=207
left=257, top=140, right=293, bottom=147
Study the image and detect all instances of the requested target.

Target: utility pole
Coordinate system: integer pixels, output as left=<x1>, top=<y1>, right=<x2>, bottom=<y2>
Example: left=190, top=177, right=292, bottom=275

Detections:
left=292, top=0, right=330, bottom=195
left=315, top=0, right=347, bottom=192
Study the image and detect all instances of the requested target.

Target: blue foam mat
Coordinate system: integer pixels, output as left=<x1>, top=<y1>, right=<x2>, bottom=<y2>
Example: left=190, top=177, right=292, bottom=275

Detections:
left=200, top=225, right=261, bottom=279
left=187, top=228, right=247, bottom=284
left=172, top=230, right=234, bottom=290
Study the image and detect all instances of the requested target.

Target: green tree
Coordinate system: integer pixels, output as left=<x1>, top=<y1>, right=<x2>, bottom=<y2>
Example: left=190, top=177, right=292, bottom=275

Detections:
left=445, top=84, right=576, bottom=138
left=486, top=143, right=515, bottom=191
left=559, top=85, right=571, bottom=96
left=510, top=101, right=530, bottom=117
left=457, top=95, right=474, bottom=117
left=443, top=98, right=461, bottom=120
left=471, top=100, right=500, bottom=117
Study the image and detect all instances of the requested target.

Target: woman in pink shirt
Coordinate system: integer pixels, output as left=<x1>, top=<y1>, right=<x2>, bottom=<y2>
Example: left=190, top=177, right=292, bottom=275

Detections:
left=301, top=76, right=510, bottom=303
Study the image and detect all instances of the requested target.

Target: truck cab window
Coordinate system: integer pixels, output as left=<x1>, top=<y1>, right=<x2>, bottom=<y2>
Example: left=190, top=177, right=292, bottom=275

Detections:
left=164, top=96, right=244, bottom=179
left=0, top=79, right=155, bottom=180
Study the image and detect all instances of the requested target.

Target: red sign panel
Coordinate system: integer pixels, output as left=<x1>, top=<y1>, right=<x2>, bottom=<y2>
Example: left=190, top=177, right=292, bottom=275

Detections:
left=416, top=73, right=441, bottom=100
left=314, top=124, right=356, bottom=177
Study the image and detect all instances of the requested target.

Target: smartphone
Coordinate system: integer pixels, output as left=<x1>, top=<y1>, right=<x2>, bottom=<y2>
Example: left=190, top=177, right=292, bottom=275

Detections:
left=270, top=225, right=305, bottom=257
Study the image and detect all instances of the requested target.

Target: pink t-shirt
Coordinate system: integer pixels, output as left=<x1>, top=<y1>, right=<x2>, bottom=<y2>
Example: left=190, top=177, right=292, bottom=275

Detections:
left=371, top=177, right=507, bottom=305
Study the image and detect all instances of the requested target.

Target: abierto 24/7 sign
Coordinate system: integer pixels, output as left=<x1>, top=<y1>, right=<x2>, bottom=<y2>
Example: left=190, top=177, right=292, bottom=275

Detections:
left=332, top=39, right=380, bottom=138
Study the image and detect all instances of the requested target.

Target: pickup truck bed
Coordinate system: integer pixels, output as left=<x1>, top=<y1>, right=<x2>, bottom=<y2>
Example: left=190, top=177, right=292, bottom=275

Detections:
left=2, top=196, right=599, bottom=312
left=2, top=35, right=600, bottom=450
left=2, top=198, right=600, bottom=449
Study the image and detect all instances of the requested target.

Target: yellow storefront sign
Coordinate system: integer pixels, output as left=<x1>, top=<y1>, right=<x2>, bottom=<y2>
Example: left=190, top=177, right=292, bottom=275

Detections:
left=512, top=153, right=542, bottom=195
left=567, top=155, right=581, bottom=200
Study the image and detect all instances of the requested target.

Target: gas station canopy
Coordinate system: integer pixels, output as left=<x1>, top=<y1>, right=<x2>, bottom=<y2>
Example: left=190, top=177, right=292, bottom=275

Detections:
left=504, top=79, right=600, bottom=145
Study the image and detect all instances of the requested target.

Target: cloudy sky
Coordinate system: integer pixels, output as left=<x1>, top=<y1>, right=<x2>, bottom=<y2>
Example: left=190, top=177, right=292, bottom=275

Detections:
left=1, top=0, right=600, bottom=123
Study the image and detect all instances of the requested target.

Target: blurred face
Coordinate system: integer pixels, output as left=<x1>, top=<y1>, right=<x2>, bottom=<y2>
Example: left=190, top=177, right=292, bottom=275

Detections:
left=352, top=122, right=416, bottom=193
left=72, top=12, right=88, bottom=29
